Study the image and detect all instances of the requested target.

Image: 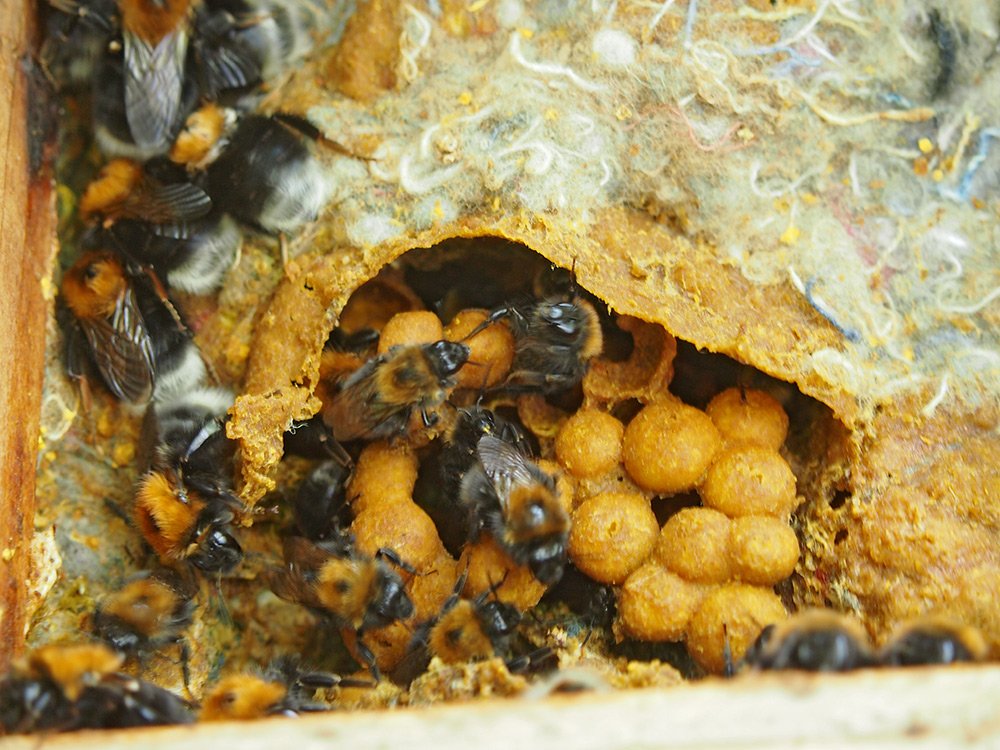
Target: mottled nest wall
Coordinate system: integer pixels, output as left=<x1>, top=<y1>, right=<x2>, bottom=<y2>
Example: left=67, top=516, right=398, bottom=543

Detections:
left=229, top=0, right=1000, bottom=650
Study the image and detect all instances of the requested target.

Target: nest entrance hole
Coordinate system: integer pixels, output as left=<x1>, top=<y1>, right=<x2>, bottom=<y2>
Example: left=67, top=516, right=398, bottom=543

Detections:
left=325, top=236, right=847, bottom=519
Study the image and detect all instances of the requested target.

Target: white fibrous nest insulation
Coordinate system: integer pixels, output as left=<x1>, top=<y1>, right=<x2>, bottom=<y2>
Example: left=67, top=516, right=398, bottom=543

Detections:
left=293, top=0, right=999, bottom=415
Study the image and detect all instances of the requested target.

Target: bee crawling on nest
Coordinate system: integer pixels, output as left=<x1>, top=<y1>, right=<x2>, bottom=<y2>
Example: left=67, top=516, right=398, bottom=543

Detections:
left=92, top=567, right=198, bottom=688
left=0, top=643, right=193, bottom=734
left=320, top=339, right=471, bottom=444
left=391, top=570, right=523, bottom=686
left=265, top=537, right=416, bottom=681
left=199, top=656, right=372, bottom=721
left=133, top=386, right=244, bottom=574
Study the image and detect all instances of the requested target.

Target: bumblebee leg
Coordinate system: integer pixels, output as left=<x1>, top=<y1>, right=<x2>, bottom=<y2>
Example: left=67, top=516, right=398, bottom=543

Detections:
left=356, top=634, right=382, bottom=682
left=180, top=640, right=191, bottom=696
left=375, top=547, right=417, bottom=575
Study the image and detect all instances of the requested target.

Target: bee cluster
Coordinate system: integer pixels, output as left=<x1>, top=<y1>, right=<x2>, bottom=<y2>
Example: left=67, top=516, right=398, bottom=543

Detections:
left=6, top=0, right=992, bottom=738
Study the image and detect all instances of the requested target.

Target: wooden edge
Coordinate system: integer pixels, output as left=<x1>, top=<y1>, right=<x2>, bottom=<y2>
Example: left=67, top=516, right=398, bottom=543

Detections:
left=3, top=666, right=1000, bottom=748
left=0, top=0, right=56, bottom=669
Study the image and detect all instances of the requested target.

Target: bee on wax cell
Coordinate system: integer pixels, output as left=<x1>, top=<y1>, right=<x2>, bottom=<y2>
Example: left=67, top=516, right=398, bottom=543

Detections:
left=470, top=291, right=603, bottom=396
left=413, top=405, right=534, bottom=556
left=59, top=249, right=207, bottom=403
left=319, top=340, right=470, bottom=444
left=460, top=434, right=569, bottom=585
left=391, top=570, right=522, bottom=686
left=265, top=537, right=415, bottom=680
left=169, top=103, right=335, bottom=233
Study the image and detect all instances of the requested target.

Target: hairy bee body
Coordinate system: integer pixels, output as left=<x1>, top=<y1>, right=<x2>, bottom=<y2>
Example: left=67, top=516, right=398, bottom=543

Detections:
left=103, top=210, right=241, bottom=295
left=414, top=406, right=532, bottom=557
left=267, top=537, right=414, bottom=677
left=460, top=434, right=568, bottom=585
left=321, top=340, right=470, bottom=443
left=0, top=644, right=193, bottom=734
left=134, top=387, right=243, bottom=573
left=479, top=294, right=603, bottom=395
left=199, top=656, right=356, bottom=721
left=880, top=616, right=988, bottom=667
left=204, top=114, right=333, bottom=233
left=742, top=610, right=877, bottom=672
left=60, top=250, right=207, bottom=403
left=92, top=568, right=196, bottom=659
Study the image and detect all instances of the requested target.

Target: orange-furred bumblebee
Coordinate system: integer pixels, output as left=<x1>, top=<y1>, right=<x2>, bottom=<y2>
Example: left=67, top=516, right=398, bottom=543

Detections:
left=59, top=249, right=207, bottom=403
left=879, top=616, right=988, bottom=667
left=320, top=340, right=470, bottom=443
left=0, top=643, right=193, bottom=734
left=741, top=610, right=877, bottom=672
left=472, top=291, right=603, bottom=395
left=392, top=571, right=522, bottom=686
left=199, top=656, right=368, bottom=721
left=460, top=434, right=569, bottom=585
left=134, top=386, right=243, bottom=573
left=266, top=537, right=415, bottom=679
left=77, top=156, right=239, bottom=296
left=170, top=103, right=334, bottom=233
left=92, top=568, right=197, bottom=673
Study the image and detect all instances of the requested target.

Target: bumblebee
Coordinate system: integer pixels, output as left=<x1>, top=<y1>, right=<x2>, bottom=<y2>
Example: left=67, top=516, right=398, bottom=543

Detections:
left=134, top=387, right=243, bottom=573
left=460, top=434, right=569, bottom=585
left=321, top=340, right=471, bottom=444
left=92, top=568, right=196, bottom=676
left=200, top=656, right=367, bottom=721
left=170, top=104, right=335, bottom=233
left=413, top=405, right=532, bottom=556
left=42, top=0, right=118, bottom=90
left=190, top=0, right=329, bottom=92
left=77, top=157, right=237, bottom=295
left=880, top=616, right=988, bottom=667
left=288, top=458, right=353, bottom=542
left=0, top=643, right=193, bottom=734
left=266, top=537, right=415, bottom=679
left=117, top=0, right=198, bottom=153
left=60, top=249, right=207, bottom=403
left=741, top=610, right=877, bottom=672
left=393, top=572, right=522, bottom=686
left=472, top=292, right=603, bottom=395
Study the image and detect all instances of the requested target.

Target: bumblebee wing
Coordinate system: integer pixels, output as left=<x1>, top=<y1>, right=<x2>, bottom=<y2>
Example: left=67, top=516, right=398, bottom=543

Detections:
left=281, top=536, right=336, bottom=573
left=192, top=11, right=262, bottom=96
left=123, top=178, right=212, bottom=225
left=323, top=361, right=384, bottom=443
left=264, top=565, right=324, bottom=610
left=123, top=28, right=188, bottom=150
left=80, top=286, right=156, bottom=402
left=475, top=435, right=538, bottom=512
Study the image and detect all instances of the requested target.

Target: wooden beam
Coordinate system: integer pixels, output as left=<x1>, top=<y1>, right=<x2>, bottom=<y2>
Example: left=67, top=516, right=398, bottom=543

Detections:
left=0, top=0, right=56, bottom=669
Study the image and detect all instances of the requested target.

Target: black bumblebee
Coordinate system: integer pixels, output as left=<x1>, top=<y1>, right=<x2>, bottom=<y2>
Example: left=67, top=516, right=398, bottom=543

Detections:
left=741, top=610, right=877, bottom=672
